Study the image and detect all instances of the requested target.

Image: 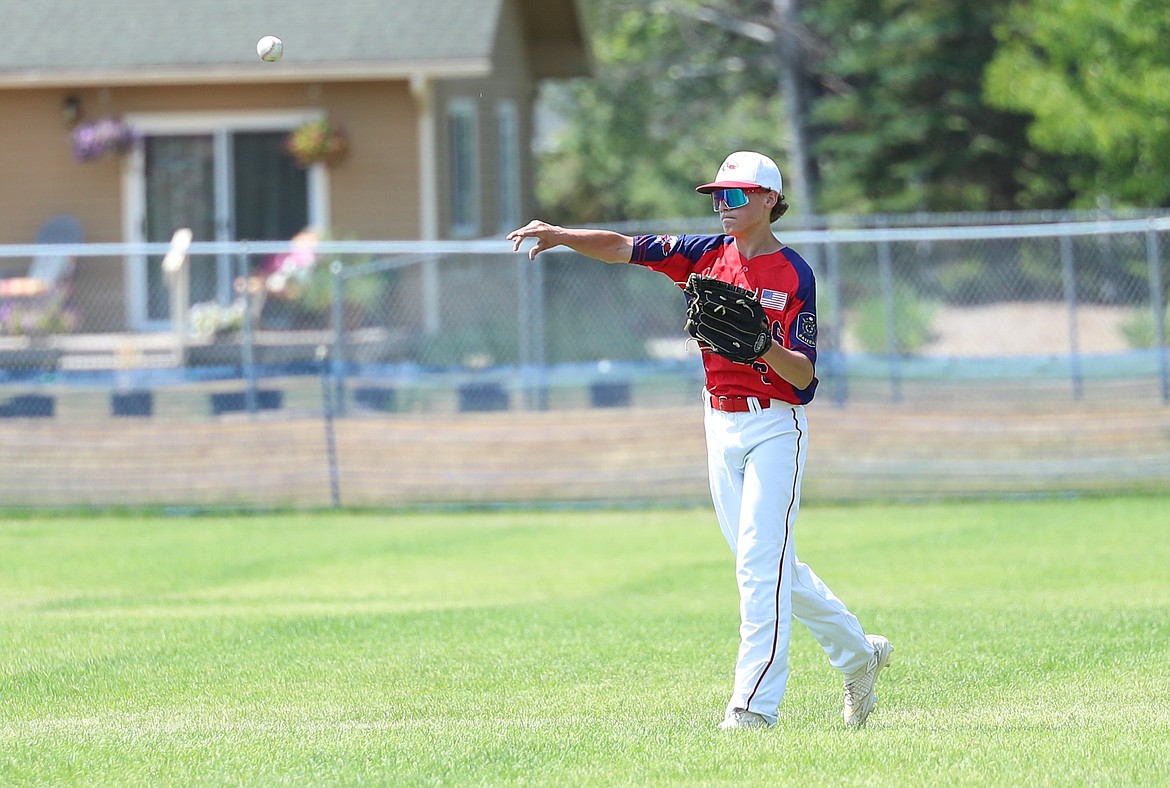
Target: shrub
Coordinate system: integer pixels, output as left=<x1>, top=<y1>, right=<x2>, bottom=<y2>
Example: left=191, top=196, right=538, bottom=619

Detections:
left=850, top=290, right=937, bottom=355
left=1120, top=303, right=1170, bottom=349
left=415, top=321, right=518, bottom=367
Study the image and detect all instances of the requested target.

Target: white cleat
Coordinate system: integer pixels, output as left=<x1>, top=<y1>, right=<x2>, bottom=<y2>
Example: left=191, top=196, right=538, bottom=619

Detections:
left=719, top=707, right=772, bottom=730
left=843, top=634, right=894, bottom=727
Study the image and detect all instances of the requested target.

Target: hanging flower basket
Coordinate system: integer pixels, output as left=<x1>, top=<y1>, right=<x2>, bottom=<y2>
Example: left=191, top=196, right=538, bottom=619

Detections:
left=70, top=117, right=138, bottom=162
left=285, top=118, right=348, bottom=168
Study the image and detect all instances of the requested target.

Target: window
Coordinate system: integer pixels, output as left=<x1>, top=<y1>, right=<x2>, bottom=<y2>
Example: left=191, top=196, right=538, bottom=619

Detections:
left=496, top=101, right=521, bottom=233
left=447, top=99, right=479, bottom=237
left=125, top=110, right=324, bottom=329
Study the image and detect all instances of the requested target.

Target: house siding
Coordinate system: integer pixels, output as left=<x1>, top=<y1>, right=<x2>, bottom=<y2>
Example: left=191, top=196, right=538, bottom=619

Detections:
left=0, top=89, right=128, bottom=330
left=492, top=0, right=539, bottom=233
left=0, top=81, right=424, bottom=241
left=0, top=0, right=587, bottom=333
left=312, top=81, right=421, bottom=239
left=0, top=81, right=423, bottom=330
left=0, top=89, right=126, bottom=248
left=433, top=0, right=536, bottom=239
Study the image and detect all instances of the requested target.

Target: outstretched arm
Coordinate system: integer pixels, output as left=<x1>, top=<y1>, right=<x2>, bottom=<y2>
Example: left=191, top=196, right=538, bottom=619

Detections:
left=507, top=220, right=633, bottom=263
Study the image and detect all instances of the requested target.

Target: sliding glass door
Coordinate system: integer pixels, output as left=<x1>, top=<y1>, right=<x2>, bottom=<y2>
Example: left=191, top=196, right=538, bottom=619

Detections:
left=233, top=131, right=309, bottom=242
left=143, top=134, right=217, bottom=321
left=128, top=114, right=319, bottom=328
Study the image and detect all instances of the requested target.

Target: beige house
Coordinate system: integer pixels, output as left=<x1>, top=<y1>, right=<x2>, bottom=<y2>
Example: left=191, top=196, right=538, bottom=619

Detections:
left=0, top=0, right=590, bottom=331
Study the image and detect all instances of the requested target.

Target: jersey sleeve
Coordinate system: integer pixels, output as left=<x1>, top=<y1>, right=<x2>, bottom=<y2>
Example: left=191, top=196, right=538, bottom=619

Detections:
left=782, top=255, right=818, bottom=366
left=629, top=234, right=727, bottom=285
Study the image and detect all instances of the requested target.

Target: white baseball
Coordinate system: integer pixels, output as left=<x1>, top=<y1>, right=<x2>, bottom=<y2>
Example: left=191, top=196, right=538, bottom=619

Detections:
left=256, top=36, right=283, bottom=63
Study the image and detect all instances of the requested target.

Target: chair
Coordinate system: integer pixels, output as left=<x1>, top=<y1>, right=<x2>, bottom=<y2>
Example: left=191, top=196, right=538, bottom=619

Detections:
left=0, top=214, right=84, bottom=300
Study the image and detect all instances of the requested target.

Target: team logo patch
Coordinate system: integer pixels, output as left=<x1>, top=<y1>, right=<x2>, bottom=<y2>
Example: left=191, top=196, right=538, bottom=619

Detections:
left=796, top=312, right=817, bottom=347
left=654, top=234, right=678, bottom=255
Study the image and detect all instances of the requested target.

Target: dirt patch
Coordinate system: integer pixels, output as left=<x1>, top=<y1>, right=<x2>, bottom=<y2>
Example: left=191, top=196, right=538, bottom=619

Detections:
left=844, top=302, right=1141, bottom=357
left=3, top=397, right=1168, bottom=508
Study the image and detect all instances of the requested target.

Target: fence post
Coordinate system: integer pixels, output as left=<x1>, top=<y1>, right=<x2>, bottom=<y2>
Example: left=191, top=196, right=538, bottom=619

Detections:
left=162, top=227, right=192, bottom=367
left=1147, top=227, right=1169, bottom=404
left=422, top=256, right=441, bottom=334
left=536, top=257, right=548, bottom=407
left=316, top=344, right=342, bottom=508
left=330, top=259, right=347, bottom=417
left=826, top=241, right=847, bottom=406
left=517, top=255, right=534, bottom=409
left=519, top=255, right=548, bottom=410
left=239, top=247, right=259, bottom=414
left=877, top=236, right=902, bottom=402
left=1060, top=234, right=1084, bottom=400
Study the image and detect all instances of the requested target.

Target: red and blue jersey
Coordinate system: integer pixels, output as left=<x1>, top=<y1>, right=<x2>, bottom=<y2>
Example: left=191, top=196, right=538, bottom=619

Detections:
left=630, top=233, right=818, bottom=405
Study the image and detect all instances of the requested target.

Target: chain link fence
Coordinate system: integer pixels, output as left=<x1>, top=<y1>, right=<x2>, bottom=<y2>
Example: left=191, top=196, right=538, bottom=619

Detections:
left=1, top=216, right=1168, bottom=509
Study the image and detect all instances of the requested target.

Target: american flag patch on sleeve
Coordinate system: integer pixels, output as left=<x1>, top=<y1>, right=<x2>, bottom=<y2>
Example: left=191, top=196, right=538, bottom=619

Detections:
left=760, top=289, right=788, bottom=310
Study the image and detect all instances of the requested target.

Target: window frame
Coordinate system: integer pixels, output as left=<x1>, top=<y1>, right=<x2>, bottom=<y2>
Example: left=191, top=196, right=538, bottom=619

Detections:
left=446, top=98, right=481, bottom=238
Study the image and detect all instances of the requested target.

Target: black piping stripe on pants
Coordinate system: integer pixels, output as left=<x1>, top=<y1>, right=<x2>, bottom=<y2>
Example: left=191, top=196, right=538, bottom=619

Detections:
left=745, top=407, right=801, bottom=710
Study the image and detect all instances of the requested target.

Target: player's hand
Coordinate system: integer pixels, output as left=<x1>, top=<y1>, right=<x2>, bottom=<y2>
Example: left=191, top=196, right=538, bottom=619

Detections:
left=507, top=220, right=564, bottom=259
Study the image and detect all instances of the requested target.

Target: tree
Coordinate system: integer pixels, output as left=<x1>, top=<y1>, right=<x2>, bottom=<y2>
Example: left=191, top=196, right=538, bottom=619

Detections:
left=536, top=0, right=798, bottom=223
left=984, top=0, right=1170, bottom=208
left=772, top=0, right=818, bottom=213
left=803, top=0, right=1079, bottom=213
left=537, top=0, right=1082, bottom=222
left=644, top=0, right=822, bottom=211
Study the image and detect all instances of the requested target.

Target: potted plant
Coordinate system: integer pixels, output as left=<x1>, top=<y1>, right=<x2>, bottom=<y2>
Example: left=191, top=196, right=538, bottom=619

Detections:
left=0, top=292, right=79, bottom=336
left=70, top=117, right=138, bottom=162
left=285, top=118, right=348, bottom=168
left=258, top=230, right=386, bottom=329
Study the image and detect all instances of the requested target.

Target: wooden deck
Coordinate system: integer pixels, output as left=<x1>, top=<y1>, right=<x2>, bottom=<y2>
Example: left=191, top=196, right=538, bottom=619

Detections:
left=0, top=327, right=399, bottom=371
left=1, top=397, right=1167, bottom=509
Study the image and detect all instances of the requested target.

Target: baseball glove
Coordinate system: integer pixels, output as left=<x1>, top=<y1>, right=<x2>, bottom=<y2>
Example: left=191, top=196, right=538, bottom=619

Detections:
left=684, top=273, right=773, bottom=364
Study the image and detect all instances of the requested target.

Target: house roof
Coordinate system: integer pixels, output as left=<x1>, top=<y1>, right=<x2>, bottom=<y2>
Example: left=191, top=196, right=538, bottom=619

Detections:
left=0, top=0, right=590, bottom=87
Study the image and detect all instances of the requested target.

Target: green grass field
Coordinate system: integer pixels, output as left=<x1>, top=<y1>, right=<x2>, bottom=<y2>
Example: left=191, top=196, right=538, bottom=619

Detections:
left=2, top=497, right=1168, bottom=786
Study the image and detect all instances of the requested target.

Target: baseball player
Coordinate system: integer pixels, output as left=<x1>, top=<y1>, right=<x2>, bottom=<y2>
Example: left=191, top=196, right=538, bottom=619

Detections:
left=507, top=151, right=892, bottom=730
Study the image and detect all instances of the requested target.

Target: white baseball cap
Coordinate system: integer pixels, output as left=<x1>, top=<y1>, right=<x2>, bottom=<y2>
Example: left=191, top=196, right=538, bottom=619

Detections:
left=695, top=151, right=783, bottom=194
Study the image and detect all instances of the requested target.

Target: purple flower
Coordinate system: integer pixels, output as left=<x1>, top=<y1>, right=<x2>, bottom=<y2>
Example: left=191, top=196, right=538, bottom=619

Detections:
left=71, top=117, right=139, bottom=162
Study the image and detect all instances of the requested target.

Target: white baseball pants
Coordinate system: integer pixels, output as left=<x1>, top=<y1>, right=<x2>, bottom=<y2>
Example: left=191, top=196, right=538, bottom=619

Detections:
left=704, top=398, right=873, bottom=724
